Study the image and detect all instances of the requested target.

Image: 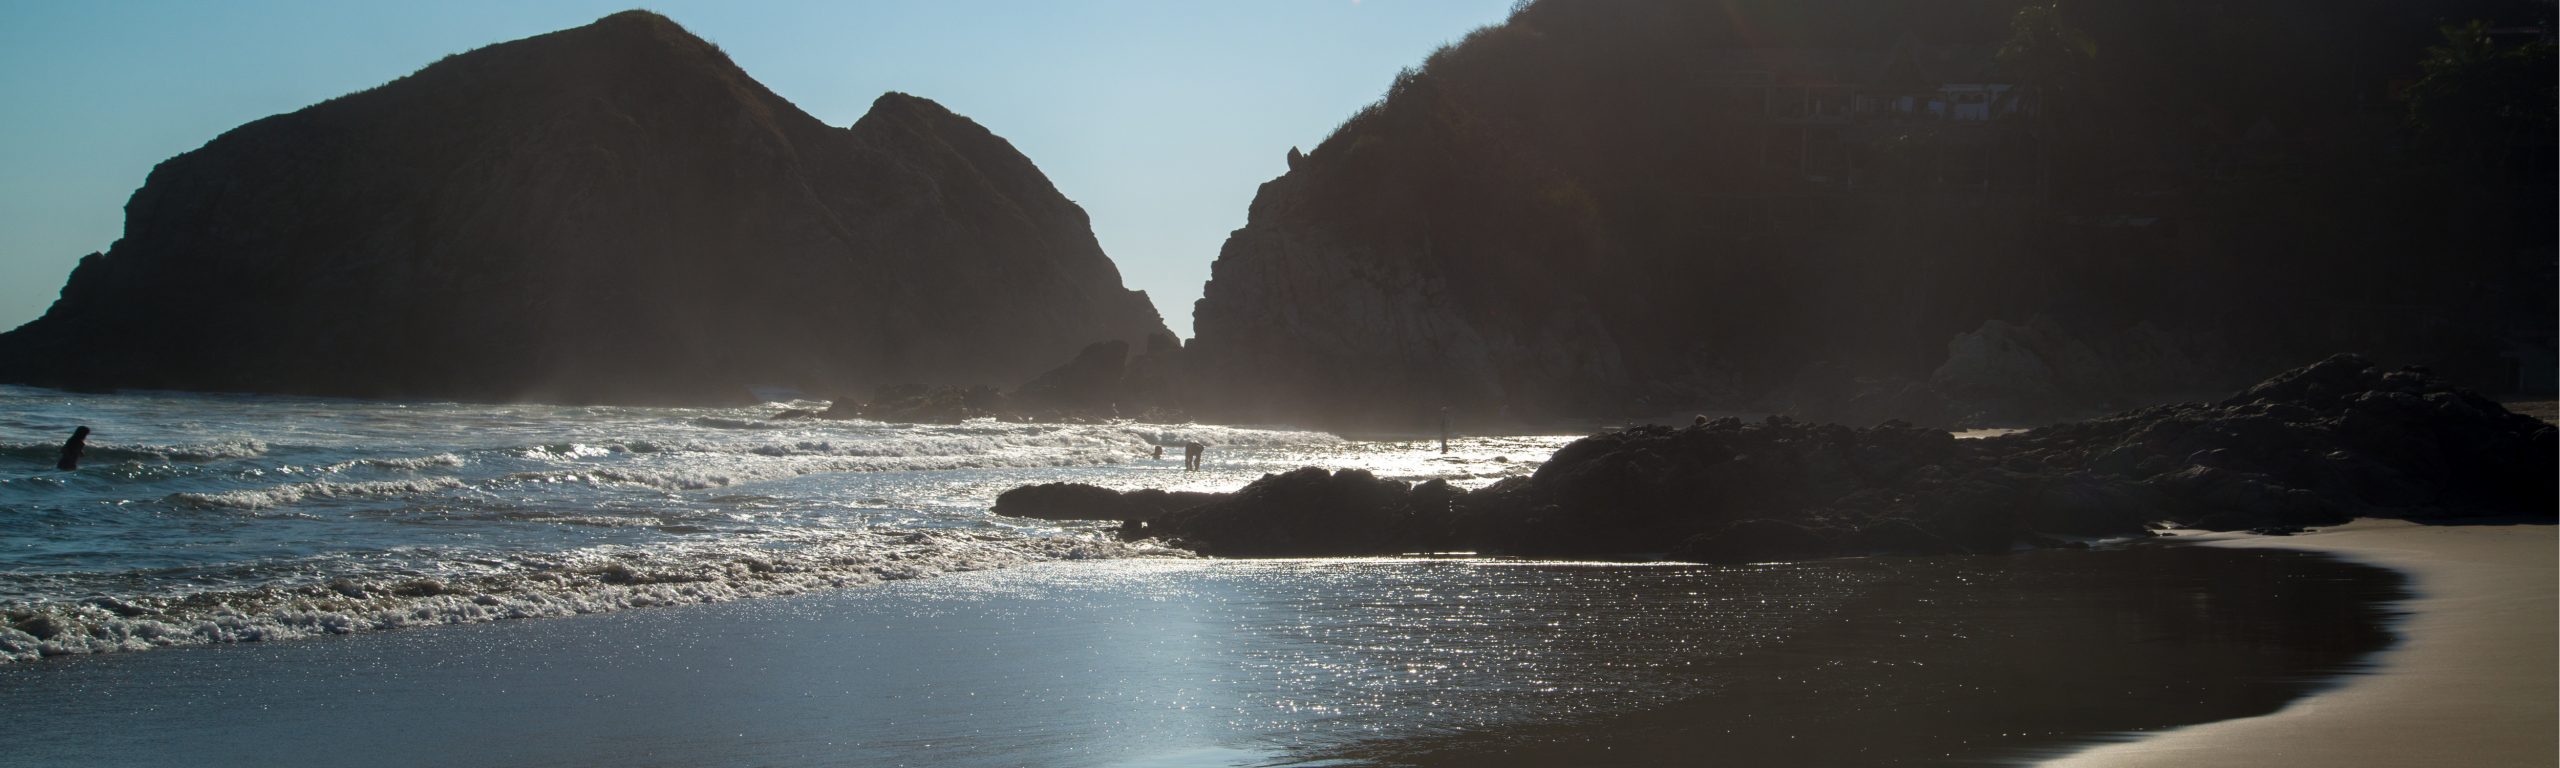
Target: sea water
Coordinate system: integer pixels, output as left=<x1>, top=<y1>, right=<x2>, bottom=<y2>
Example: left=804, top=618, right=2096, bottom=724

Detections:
left=0, top=387, right=2406, bottom=767
left=0, top=385, right=1569, bottom=662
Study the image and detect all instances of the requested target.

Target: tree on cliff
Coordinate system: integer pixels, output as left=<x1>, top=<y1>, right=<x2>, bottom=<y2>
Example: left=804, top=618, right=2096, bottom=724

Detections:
left=2406, top=20, right=2558, bottom=172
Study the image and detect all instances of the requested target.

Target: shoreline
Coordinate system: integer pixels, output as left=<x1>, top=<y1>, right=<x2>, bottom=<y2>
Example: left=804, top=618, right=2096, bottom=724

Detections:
left=0, top=544, right=2406, bottom=768
left=2044, top=519, right=2558, bottom=767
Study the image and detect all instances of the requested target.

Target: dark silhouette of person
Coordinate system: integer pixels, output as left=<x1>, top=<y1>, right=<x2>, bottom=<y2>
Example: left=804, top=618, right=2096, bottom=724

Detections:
left=1440, top=407, right=1451, bottom=454
left=1152, top=445, right=1164, bottom=460
left=1183, top=441, right=1205, bottom=471
left=57, top=426, right=89, bottom=471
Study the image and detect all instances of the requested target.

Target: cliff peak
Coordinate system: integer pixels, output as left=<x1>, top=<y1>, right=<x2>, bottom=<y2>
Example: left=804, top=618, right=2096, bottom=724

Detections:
left=867, top=91, right=951, bottom=116
left=0, top=13, right=1168, bottom=404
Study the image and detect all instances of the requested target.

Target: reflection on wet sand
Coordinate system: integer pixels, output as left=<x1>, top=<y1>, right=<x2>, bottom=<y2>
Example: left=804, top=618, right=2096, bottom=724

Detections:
left=0, top=543, right=2401, bottom=768
left=1322, top=544, right=2404, bottom=767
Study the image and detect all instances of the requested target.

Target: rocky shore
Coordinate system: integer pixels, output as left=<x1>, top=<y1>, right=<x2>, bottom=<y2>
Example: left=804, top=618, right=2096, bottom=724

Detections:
left=994, top=355, right=2556, bottom=562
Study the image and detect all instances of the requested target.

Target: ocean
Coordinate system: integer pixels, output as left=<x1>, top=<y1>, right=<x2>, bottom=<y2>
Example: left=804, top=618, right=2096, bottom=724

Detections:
left=0, top=385, right=1564, bottom=662
left=0, top=387, right=2403, bottom=767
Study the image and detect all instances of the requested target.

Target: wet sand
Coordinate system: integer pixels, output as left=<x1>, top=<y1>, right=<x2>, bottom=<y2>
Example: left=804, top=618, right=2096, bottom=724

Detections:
left=2045, top=519, right=2558, bottom=768
left=1332, top=544, right=2407, bottom=767
left=2498, top=398, right=2557, bottom=426
left=0, top=545, right=2405, bottom=767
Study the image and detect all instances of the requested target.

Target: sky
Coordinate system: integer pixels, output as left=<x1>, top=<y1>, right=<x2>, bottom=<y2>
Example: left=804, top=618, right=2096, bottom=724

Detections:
left=0, top=0, right=1518, bottom=338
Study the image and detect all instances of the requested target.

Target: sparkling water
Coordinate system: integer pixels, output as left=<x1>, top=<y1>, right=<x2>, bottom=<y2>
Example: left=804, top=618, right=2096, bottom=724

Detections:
left=0, top=385, right=1570, bottom=662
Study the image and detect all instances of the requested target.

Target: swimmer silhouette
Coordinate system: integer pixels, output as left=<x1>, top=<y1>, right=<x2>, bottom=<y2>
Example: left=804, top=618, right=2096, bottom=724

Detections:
left=57, top=426, right=89, bottom=471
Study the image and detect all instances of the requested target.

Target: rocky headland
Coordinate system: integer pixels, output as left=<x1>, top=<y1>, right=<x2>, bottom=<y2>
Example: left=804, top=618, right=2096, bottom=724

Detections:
left=1182, top=0, right=2553, bottom=430
left=995, top=356, right=2556, bottom=562
left=0, top=11, right=1167, bottom=404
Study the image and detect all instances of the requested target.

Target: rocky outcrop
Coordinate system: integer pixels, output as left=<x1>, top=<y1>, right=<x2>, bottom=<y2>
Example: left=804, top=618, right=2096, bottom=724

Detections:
left=1120, top=468, right=1465, bottom=557
left=0, top=11, right=1167, bottom=404
left=992, top=482, right=1223, bottom=524
left=1102, top=356, right=2555, bottom=562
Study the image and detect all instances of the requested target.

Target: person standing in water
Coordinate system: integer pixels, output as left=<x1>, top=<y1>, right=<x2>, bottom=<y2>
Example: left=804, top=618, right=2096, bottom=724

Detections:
left=56, top=426, right=89, bottom=470
left=1183, top=440, right=1205, bottom=471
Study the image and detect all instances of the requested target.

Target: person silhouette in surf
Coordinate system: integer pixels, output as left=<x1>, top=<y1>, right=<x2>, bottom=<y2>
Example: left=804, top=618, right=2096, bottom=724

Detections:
left=1439, top=407, right=1451, bottom=454
left=56, top=426, right=89, bottom=471
left=1183, top=441, right=1204, bottom=471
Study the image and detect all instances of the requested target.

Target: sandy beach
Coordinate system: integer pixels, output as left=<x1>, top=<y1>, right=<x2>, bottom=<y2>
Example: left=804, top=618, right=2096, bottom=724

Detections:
left=2047, top=519, right=2558, bottom=767
left=0, top=542, right=2408, bottom=768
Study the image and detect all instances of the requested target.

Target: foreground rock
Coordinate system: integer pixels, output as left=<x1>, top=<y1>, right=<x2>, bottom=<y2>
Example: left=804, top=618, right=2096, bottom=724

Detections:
left=1087, top=356, right=2555, bottom=562
left=992, top=482, right=1223, bottom=524
left=0, top=11, right=1167, bottom=404
left=1123, top=469, right=1468, bottom=557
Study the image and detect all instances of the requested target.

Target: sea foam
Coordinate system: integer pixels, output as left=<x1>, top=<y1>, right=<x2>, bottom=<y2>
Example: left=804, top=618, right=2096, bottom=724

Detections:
left=0, top=528, right=1173, bottom=663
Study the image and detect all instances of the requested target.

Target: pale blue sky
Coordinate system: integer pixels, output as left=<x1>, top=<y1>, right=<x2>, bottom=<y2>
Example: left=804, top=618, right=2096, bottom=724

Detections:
left=0, top=0, right=1516, bottom=337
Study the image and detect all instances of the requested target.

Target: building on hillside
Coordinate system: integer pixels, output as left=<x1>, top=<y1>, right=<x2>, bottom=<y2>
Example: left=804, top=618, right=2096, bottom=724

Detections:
left=1698, top=38, right=2035, bottom=193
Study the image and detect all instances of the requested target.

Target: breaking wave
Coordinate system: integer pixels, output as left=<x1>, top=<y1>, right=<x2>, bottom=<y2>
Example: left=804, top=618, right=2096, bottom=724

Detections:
left=0, top=529, right=1175, bottom=663
left=3, top=439, right=269, bottom=465
left=0, top=385, right=1444, bottom=666
left=170, top=478, right=468, bottom=509
left=326, top=453, right=466, bottom=472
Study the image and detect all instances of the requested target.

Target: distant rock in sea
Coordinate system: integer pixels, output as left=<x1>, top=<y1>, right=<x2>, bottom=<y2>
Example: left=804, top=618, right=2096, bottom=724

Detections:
left=0, top=11, right=1167, bottom=404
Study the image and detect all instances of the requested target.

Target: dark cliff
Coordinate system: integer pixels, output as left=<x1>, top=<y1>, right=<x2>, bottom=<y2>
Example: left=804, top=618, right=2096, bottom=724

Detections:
left=0, top=11, right=1168, bottom=403
left=1188, top=0, right=2554, bottom=429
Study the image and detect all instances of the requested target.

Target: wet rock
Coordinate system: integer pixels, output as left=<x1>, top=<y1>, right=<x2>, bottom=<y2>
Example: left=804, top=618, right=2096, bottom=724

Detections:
left=1847, top=518, right=1962, bottom=556
left=11, top=615, right=65, bottom=641
left=1121, top=468, right=1451, bottom=557
left=1668, top=520, right=1842, bottom=564
left=390, top=579, right=448, bottom=597
left=1073, top=355, right=2553, bottom=562
left=993, top=483, right=1224, bottom=524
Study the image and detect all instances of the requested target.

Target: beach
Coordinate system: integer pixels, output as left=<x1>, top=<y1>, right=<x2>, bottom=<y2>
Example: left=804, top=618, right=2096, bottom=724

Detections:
left=1, top=388, right=2546, bottom=766
left=0, top=541, right=2410, bottom=767
left=2047, top=519, right=2558, bottom=767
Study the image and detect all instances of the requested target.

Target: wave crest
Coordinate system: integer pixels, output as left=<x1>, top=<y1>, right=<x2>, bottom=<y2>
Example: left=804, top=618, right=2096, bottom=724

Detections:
left=170, top=478, right=465, bottom=509
left=3, top=439, right=269, bottom=465
left=0, top=529, right=1175, bottom=663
